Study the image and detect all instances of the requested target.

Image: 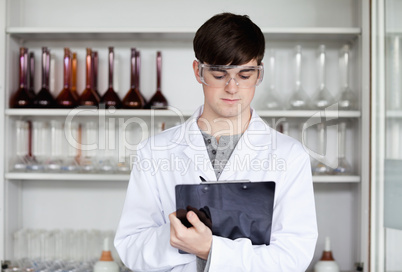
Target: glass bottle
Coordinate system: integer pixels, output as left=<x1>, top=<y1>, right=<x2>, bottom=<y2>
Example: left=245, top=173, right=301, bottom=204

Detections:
left=312, top=123, right=332, bottom=175
left=34, top=47, right=56, bottom=108
left=27, top=121, right=46, bottom=172
left=332, top=121, right=353, bottom=175
left=311, top=45, right=334, bottom=109
left=145, top=51, right=168, bottom=109
left=337, top=45, right=357, bottom=110
left=288, top=45, right=310, bottom=110
left=61, top=121, right=81, bottom=172
left=28, top=52, right=36, bottom=99
left=45, top=120, right=63, bottom=172
left=136, top=50, right=148, bottom=105
left=70, top=52, right=79, bottom=102
left=92, top=51, right=101, bottom=101
left=79, top=48, right=100, bottom=107
left=100, top=47, right=122, bottom=109
left=80, top=121, right=99, bottom=172
left=263, top=49, right=283, bottom=110
left=98, top=121, right=116, bottom=173
left=122, top=48, right=145, bottom=109
left=10, top=47, right=32, bottom=108
left=313, top=237, right=340, bottom=272
left=11, top=120, right=29, bottom=172
left=116, top=123, right=131, bottom=173
left=56, top=48, right=78, bottom=108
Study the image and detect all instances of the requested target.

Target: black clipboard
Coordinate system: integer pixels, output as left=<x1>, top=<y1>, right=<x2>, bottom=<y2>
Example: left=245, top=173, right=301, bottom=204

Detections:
left=175, top=180, right=275, bottom=249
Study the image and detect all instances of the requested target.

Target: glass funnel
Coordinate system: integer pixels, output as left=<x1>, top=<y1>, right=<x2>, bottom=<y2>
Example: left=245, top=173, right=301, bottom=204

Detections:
left=288, top=45, right=310, bottom=110
left=337, top=45, right=357, bottom=110
left=332, top=121, right=353, bottom=175
left=311, top=45, right=334, bottom=109
left=263, top=49, right=283, bottom=110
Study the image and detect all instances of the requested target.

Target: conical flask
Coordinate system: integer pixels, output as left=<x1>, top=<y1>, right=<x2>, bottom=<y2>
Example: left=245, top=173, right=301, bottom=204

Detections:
left=288, top=45, right=310, bottom=110
left=263, top=49, right=283, bottom=110
left=337, top=45, right=357, bottom=110
left=311, top=45, right=334, bottom=109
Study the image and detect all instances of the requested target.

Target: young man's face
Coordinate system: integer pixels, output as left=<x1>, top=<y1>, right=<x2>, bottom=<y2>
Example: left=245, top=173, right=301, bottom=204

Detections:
left=193, top=59, right=259, bottom=121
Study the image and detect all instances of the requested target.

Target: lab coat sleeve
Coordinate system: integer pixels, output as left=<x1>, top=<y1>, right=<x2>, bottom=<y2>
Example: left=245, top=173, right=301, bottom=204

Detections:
left=208, top=149, right=318, bottom=272
left=114, top=149, right=194, bottom=272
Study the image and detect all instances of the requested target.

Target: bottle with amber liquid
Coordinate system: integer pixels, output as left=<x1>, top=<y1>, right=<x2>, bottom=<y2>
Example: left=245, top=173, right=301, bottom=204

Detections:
left=145, top=51, right=168, bottom=109
left=122, top=48, right=145, bottom=109
left=100, top=47, right=122, bottom=109
left=10, top=47, right=32, bottom=108
left=70, top=52, right=79, bottom=102
left=79, top=48, right=100, bottom=107
left=56, top=48, right=78, bottom=108
left=34, top=47, right=56, bottom=108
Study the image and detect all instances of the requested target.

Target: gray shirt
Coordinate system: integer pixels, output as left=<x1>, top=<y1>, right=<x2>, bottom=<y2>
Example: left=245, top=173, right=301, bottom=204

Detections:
left=201, top=131, right=243, bottom=180
left=197, top=131, right=242, bottom=271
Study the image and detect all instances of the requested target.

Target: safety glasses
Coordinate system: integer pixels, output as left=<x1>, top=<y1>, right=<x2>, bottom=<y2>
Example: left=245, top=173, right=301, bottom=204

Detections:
left=198, top=62, right=264, bottom=88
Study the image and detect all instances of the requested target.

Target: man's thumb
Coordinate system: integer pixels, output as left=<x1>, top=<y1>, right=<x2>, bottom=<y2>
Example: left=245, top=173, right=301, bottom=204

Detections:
left=187, top=211, right=202, bottom=228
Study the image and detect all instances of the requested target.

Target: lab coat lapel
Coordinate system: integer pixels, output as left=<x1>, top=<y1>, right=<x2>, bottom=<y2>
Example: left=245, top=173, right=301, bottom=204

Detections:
left=171, top=106, right=217, bottom=181
left=219, top=111, right=273, bottom=181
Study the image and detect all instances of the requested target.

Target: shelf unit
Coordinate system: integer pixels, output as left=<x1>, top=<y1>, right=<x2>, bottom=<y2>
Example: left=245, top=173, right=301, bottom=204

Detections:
left=4, top=173, right=361, bottom=183
left=5, top=108, right=362, bottom=118
left=0, top=0, right=370, bottom=271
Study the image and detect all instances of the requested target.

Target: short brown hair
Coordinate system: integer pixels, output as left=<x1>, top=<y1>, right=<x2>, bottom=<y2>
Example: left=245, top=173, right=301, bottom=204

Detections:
left=193, top=13, right=265, bottom=65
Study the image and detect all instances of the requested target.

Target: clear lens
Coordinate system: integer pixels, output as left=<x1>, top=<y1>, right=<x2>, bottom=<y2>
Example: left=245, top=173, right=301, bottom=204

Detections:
left=199, top=63, right=263, bottom=88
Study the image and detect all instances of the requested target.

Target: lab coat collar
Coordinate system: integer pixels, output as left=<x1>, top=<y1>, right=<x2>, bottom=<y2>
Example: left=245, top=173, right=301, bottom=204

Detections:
left=171, top=106, right=274, bottom=181
left=170, top=106, right=273, bottom=147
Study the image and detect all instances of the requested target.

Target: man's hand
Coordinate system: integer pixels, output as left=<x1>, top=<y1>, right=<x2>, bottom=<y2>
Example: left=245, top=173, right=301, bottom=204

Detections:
left=169, top=211, right=212, bottom=260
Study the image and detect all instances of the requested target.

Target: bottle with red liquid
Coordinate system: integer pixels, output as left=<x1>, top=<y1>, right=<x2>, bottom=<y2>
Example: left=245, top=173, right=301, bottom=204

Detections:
left=71, top=52, right=79, bottom=102
left=100, top=47, right=122, bottom=109
left=92, top=51, right=101, bottom=101
left=28, top=52, right=36, bottom=99
left=34, top=47, right=56, bottom=108
left=136, top=50, right=148, bottom=105
left=79, top=48, right=100, bottom=107
left=122, top=48, right=145, bottom=109
left=56, top=48, right=78, bottom=108
left=145, top=51, right=168, bottom=109
left=10, top=47, right=32, bottom=108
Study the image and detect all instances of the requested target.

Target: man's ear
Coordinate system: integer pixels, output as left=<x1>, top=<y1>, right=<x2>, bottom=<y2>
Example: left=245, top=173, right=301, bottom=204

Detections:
left=193, top=60, right=202, bottom=84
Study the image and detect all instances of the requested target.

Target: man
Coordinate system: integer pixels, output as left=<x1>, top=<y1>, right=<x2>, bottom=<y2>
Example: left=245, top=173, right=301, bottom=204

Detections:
left=114, top=12, right=317, bottom=271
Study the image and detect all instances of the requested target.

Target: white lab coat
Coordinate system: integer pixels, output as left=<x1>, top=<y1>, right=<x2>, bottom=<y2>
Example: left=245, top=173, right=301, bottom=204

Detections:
left=114, top=106, right=318, bottom=272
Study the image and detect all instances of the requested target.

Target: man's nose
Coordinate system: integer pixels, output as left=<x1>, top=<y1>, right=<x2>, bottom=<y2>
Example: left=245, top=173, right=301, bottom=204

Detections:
left=225, top=78, right=239, bottom=94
